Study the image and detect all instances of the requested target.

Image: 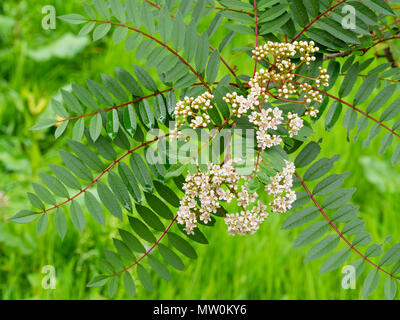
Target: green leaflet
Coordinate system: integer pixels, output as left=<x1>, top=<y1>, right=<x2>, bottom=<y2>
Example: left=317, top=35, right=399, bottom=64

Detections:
left=123, top=105, right=138, bottom=137
left=288, top=0, right=308, bottom=27
left=105, top=250, right=125, bottom=270
left=320, top=247, right=351, bottom=273
left=108, top=171, right=132, bottom=212
left=123, top=272, right=136, bottom=298
left=130, top=153, right=153, bottom=191
left=294, top=141, right=321, bottom=168
left=93, top=23, right=111, bottom=41
left=341, top=218, right=365, bottom=235
left=110, top=0, right=125, bottom=23
left=87, top=275, right=110, bottom=288
left=363, top=268, right=380, bottom=298
left=293, top=221, right=329, bottom=248
left=28, top=193, right=45, bottom=211
left=366, top=84, right=397, bottom=114
left=137, top=264, right=153, bottom=292
left=61, top=89, right=83, bottom=114
left=195, top=32, right=210, bottom=74
left=385, top=277, right=397, bottom=300
left=138, top=100, right=155, bottom=129
left=379, top=243, right=400, bottom=266
left=68, top=140, right=104, bottom=172
left=108, top=277, right=119, bottom=298
left=106, top=109, right=120, bottom=139
left=317, top=18, right=360, bottom=45
left=118, top=163, right=142, bottom=203
left=353, top=73, right=378, bottom=106
left=72, top=84, right=97, bottom=110
left=133, top=65, right=158, bottom=92
left=281, top=207, right=319, bottom=230
left=303, top=155, right=340, bottom=181
left=119, top=229, right=146, bottom=253
left=8, top=210, right=39, bottom=224
left=339, top=62, right=360, bottom=98
left=144, top=192, right=174, bottom=219
left=101, top=73, right=129, bottom=102
left=84, top=191, right=105, bottom=226
left=32, top=183, right=56, bottom=205
left=305, top=235, right=340, bottom=262
left=54, top=207, right=67, bottom=240
left=313, top=173, right=350, bottom=196
left=126, top=33, right=143, bottom=52
left=325, top=101, right=342, bottom=132
left=153, top=181, right=180, bottom=207
left=323, top=188, right=356, bottom=209
left=113, top=27, right=128, bottom=44
left=59, top=150, right=93, bottom=181
left=168, top=232, right=197, bottom=259
left=331, top=204, right=359, bottom=222
left=87, top=79, right=114, bottom=106
left=93, top=0, right=110, bottom=19
left=113, top=238, right=135, bottom=261
left=148, top=255, right=171, bottom=281
left=70, top=200, right=85, bottom=233
left=36, top=213, right=48, bottom=236
left=97, top=181, right=123, bottom=221
left=90, top=113, right=103, bottom=142
left=115, top=68, right=143, bottom=97
left=135, top=204, right=165, bottom=232
left=128, top=216, right=156, bottom=243
left=158, top=243, right=185, bottom=271
left=58, top=14, right=87, bottom=24
left=353, top=232, right=372, bottom=246
left=40, top=173, right=69, bottom=199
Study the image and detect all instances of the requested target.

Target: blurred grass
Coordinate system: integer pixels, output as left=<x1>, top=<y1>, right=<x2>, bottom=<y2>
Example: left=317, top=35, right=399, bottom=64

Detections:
left=1, top=0, right=400, bottom=300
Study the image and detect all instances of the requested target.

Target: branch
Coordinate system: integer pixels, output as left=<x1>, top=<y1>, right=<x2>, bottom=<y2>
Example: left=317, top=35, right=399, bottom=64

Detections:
left=295, top=171, right=398, bottom=279
left=293, top=81, right=400, bottom=139
left=41, top=134, right=169, bottom=214
left=60, top=89, right=174, bottom=123
left=90, top=19, right=212, bottom=93
left=144, top=0, right=239, bottom=79
left=291, top=0, right=348, bottom=43
left=112, top=215, right=178, bottom=277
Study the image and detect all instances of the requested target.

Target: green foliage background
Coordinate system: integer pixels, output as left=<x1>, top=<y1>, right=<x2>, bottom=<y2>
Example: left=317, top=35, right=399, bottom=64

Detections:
left=1, top=0, right=400, bottom=299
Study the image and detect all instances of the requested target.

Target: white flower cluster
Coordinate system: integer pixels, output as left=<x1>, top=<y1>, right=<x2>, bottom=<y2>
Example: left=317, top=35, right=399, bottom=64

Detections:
left=177, top=161, right=268, bottom=236
left=249, top=107, right=283, bottom=150
left=299, top=82, right=324, bottom=104
left=223, top=92, right=257, bottom=117
left=225, top=201, right=268, bottom=235
left=252, top=41, right=320, bottom=70
left=171, top=92, right=214, bottom=138
left=287, top=112, right=304, bottom=137
left=265, top=160, right=296, bottom=213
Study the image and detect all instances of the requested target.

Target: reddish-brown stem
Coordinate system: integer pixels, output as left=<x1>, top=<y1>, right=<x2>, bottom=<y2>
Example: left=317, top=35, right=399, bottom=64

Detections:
left=145, top=0, right=255, bottom=16
left=339, top=73, right=400, bottom=84
left=90, top=20, right=211, bottom=93
left=41, top=134, right=169, bottom=214
left=111, top=116, right=234, bottom=278
left=61, top=89, right=174, bottom=122
left=291, top=0, right=348, bottom=43
left=253, top=0, right=259, bottom=77
left=144, top=0, right=239, bottom=79
left=112, top=215, right=178, bottom=277
left=293, top=81, right=400, bottom=139
left=361, top=36, right=400, bottom=55
left=295, top=171, right=397, bottom=279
